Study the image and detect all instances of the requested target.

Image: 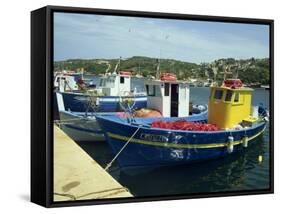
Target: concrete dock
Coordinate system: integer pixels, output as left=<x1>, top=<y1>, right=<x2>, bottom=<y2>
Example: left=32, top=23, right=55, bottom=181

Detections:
left=53, top=125, right=133, bottom=201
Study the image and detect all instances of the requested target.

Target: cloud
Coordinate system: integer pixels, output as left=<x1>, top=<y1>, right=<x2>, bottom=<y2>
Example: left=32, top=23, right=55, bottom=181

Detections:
left=54, top=13, right=269, bottom=63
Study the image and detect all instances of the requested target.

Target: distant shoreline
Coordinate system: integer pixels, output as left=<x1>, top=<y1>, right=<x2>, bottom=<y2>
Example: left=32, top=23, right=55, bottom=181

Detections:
left=54, top=56, right=269, bottom=85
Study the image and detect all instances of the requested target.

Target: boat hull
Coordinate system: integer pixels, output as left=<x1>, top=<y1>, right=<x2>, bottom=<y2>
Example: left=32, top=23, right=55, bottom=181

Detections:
left=96, top=116, right=266, bottom=168
left=57, top=91, right=147, bottom=112
left=58, top=111, right=106, bottom=142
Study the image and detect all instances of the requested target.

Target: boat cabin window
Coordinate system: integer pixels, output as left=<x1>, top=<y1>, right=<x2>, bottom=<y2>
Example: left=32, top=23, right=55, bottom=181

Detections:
left=146, top=85, right=155, bottom=96
left=99, top=77, right=116, bottom=88
left=214, top=89, right=223, bottom=100
left=120, top=76, right=125, bottom=84
left=234, top=93, right=239, bottom=102
left=225, top=90, right=233, bottom=102
left=146, top=84, right=161, bottom=97
left=164, top=83, right=169, bottom=96
left=59, top=77, right=66, bottom=82
left=99, top=79, right=105, bottom=87
left=155, top=85, right=162, bottom=97
left=107, top=76, right=116, bottom=88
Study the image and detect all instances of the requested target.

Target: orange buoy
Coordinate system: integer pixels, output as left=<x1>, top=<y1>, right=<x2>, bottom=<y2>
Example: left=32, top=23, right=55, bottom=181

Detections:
left=134, top=108, right=162, bottom=117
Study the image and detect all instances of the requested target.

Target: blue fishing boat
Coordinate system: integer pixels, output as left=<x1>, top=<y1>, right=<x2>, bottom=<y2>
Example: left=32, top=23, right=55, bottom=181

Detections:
left=53, top=59, right=147, bottom=116
left=96, top=78, right=269, bottom=168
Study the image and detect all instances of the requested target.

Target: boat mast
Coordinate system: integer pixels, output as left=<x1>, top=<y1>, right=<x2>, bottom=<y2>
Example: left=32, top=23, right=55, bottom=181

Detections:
left=105, top=63, right=111, bottom=74
left=114, top=57, right=121, bottom=74
left=220, top=65, right=232, bottom=81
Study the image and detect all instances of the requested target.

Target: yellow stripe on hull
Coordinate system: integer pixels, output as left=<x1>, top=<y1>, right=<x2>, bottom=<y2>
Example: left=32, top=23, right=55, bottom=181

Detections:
left=107, top=125, right=266, bottom=149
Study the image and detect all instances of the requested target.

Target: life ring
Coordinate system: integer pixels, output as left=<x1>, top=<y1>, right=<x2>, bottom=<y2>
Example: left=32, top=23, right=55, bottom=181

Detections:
left=160, top=73, right=177, bottom=81
left=120, top=71, right=132, bottom=76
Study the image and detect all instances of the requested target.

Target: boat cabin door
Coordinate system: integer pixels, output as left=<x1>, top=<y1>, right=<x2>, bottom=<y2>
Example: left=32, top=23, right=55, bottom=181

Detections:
left=170, top=84, right=179, bottom=117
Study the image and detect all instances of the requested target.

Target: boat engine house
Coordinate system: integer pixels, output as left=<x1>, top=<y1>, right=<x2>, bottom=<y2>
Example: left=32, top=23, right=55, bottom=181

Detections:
left=97, top=71, right=132, bottom=96
left=144, top=79, right=190, bottom=117
left=208, top=79, right=254, bottom=129
left=54, top=73, right=82, bottom=92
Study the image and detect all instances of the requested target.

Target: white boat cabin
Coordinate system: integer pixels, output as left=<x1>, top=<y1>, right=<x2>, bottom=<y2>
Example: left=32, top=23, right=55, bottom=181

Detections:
left=97, top=72, right=133, bottom=96
left=54, top=74, right=80, bottom=92
left=144, top=79, right=190, bottom=117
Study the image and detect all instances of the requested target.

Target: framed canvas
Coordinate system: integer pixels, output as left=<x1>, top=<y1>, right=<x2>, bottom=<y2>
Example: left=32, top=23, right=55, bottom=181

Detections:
left=31, top=5, right=274, bottom=207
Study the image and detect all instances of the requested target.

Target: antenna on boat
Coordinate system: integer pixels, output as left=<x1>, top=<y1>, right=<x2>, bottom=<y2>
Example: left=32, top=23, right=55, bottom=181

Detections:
left=210, top=63, right=218, bottom=85
left=233, top=62, right=240, bottom=79
left=156, top=58, right=161, bottom=79
left=119, top=56, right=121, bottom=73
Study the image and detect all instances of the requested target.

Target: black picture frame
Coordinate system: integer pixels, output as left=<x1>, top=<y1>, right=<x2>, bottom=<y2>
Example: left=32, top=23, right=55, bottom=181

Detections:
left=31, top=5, right=274, bottom=208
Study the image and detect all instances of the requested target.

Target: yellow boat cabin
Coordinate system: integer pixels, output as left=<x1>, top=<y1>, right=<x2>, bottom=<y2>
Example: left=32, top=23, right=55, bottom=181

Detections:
left=208, top=79, right=255, bottom=129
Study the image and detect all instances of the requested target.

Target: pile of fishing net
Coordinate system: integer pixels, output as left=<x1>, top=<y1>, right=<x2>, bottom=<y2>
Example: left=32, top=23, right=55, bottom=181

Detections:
left=151, top=120, right=220, bottom=131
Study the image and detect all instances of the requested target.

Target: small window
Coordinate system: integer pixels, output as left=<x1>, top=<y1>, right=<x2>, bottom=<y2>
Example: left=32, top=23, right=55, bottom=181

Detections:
left=234, top=93, right=239, bottom=102
left=120, top=76, right=125, bottom=84
left=155, top=85, right=162, bottom=97
left=214, top=89, right=223, bottom=100
left=146, top=85, right=156, bottom=96
left=99, top=79, right=104, bottom=87
left=164, top=83, right=169, bottom=96
left=225, top=90, right=233, bottom=102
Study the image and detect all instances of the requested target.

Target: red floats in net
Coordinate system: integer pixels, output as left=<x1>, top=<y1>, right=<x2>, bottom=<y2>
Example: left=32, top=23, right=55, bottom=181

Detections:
left=151, top=120, right=220, bottom=131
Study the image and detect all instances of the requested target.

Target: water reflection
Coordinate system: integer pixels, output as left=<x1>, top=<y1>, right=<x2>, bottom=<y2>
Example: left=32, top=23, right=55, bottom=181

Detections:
left=115, top=135, right=267, bottom=196
left=76, top=132, right=268, bottom=197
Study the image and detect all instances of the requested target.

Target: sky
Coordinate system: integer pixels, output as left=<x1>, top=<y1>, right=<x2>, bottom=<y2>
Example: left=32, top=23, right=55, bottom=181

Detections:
left=54, top=12, right=269, bottom=63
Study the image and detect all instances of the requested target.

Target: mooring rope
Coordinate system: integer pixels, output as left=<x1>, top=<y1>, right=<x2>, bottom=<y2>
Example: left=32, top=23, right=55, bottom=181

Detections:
left=54, top=118, right=85, bottom=123
left=105, top=125, right=142, bottom=171
left=54, top=117, right=98, bottom=126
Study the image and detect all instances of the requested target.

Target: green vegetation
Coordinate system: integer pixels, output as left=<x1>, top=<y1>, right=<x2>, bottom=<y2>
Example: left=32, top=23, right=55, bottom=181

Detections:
left=54, top=56, right=270, bottom=84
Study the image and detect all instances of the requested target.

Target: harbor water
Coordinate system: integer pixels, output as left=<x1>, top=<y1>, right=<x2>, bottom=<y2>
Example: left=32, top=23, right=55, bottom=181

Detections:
left=76, top=77, right=270, bottom=197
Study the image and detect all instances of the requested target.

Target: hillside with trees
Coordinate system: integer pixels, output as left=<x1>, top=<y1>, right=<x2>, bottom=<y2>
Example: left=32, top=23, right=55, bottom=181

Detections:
left=54, top=56, right=269, bottom=84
